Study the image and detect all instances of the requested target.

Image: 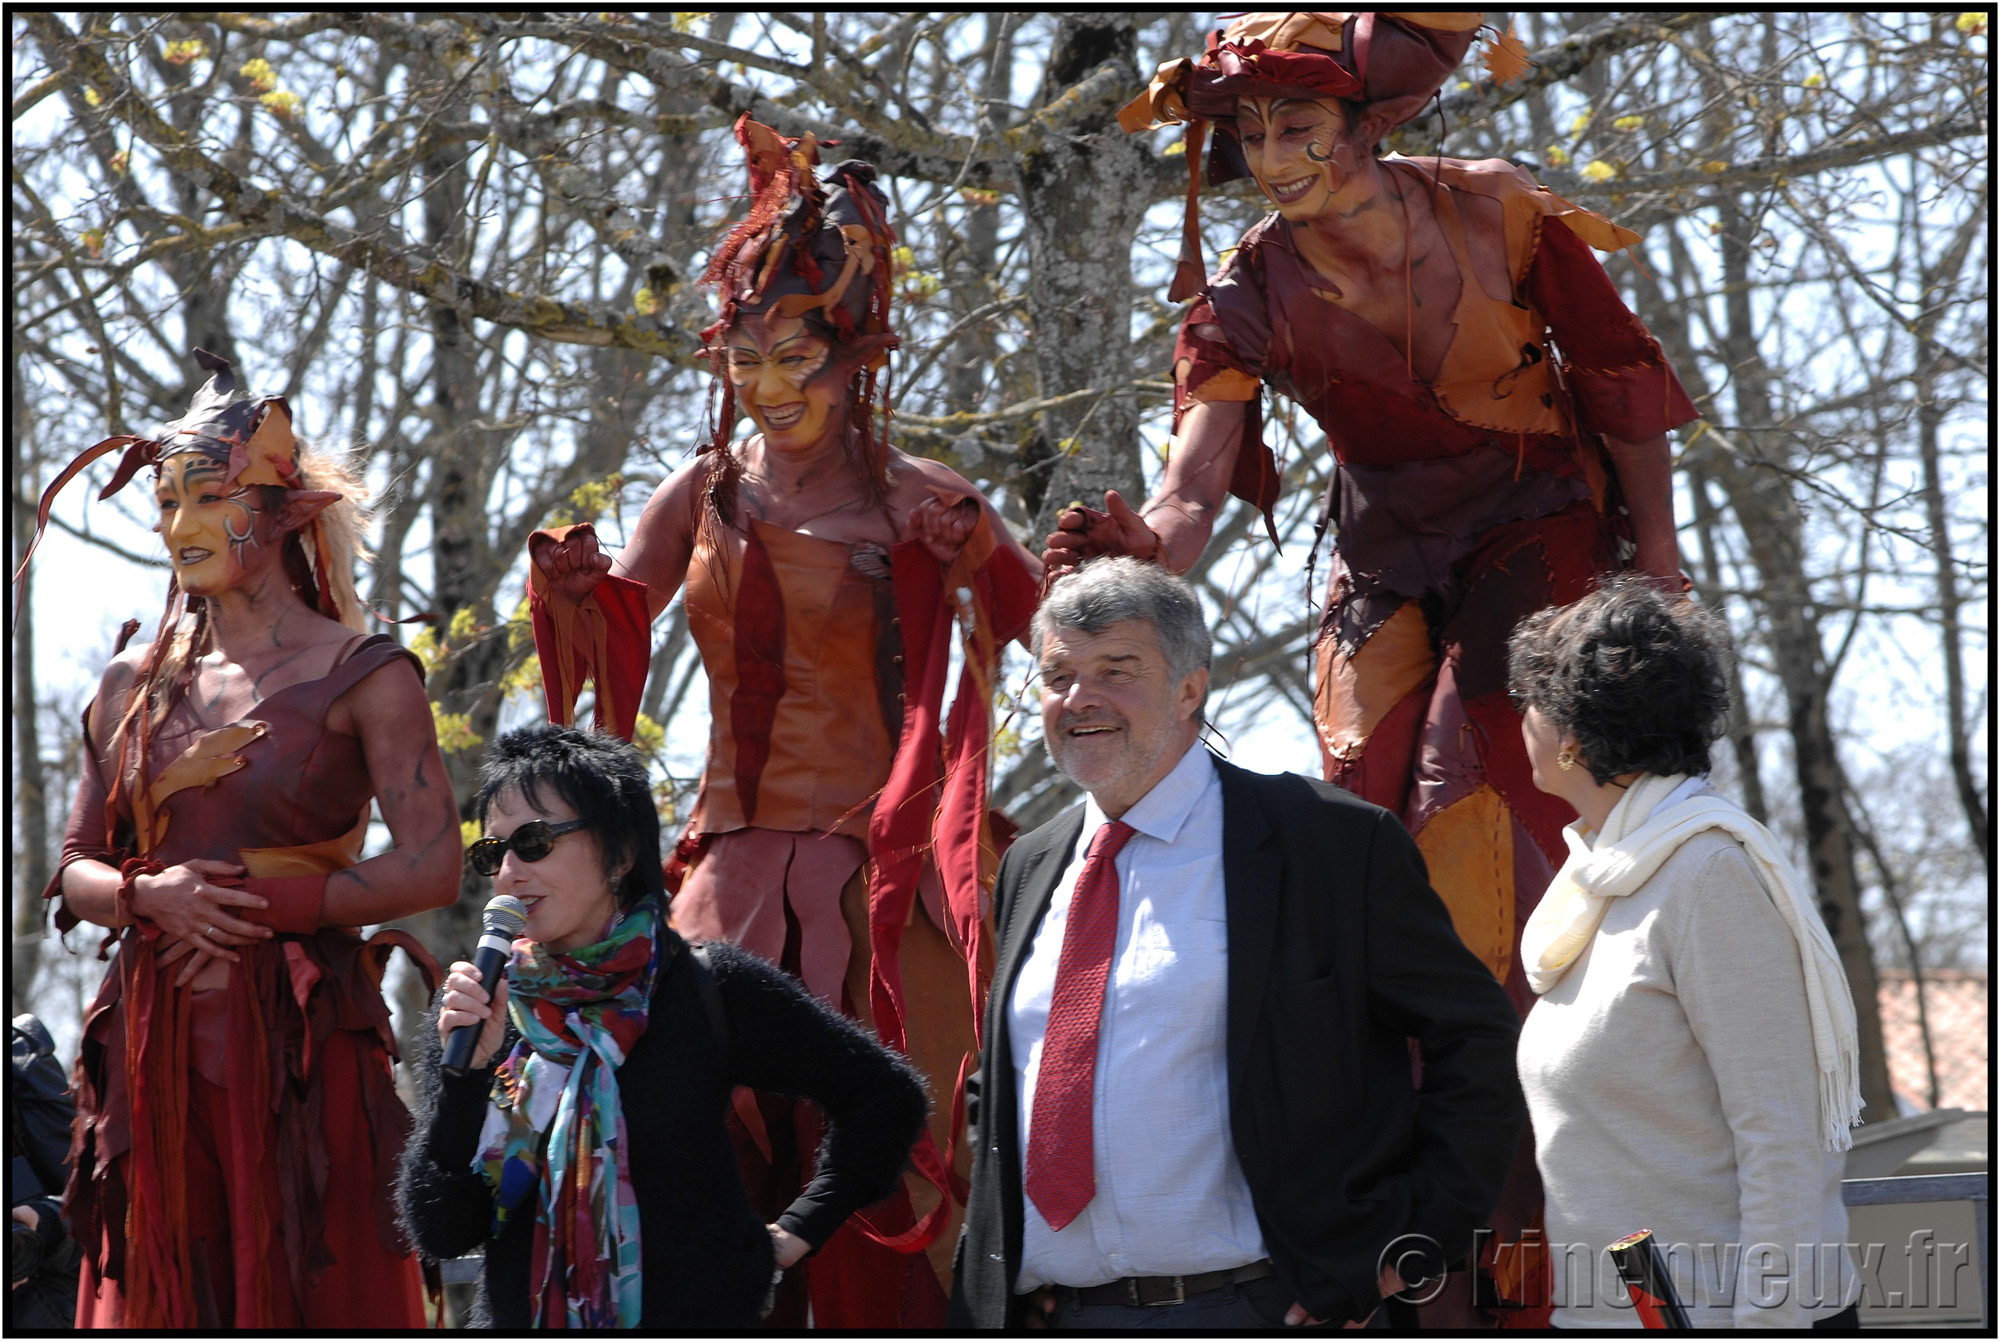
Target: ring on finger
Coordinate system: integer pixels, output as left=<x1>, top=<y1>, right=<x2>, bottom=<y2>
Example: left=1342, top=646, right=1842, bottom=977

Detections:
left=205, top=924, right=217, bottom=939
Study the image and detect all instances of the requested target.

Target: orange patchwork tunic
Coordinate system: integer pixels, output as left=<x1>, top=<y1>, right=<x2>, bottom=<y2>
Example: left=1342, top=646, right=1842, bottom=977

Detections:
left=529, top=507, right=1038, bottom=1327
left=1179, top=157, right=1697, bottom=1014
left=682, top=518, right=898, bottom=841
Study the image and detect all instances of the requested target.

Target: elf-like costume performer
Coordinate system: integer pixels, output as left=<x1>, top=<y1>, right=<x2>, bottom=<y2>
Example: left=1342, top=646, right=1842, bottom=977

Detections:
left=527, top=118, right=1041, bottom=1327
left=21, top=351, right=459, bottom=1328
left=1047, top=14, right=1699, bottom=1323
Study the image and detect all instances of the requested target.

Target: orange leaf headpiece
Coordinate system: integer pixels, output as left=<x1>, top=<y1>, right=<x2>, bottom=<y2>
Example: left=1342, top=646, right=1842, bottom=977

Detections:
left=150, top=347, right=300, bottom=489
left=13, top=348, right=314, bottom=629
left=694, top=118, right=903, bottom=506
left=701, top=116, right=898, bottom=362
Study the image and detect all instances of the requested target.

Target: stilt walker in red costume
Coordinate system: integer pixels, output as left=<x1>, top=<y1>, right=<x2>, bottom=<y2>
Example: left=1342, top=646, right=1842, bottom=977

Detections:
left=1047, top=13, right=1699, bottom=1325
left=526, top=118, right=1042, bottom=1327
left=18, top=350, right=462, bottom=1328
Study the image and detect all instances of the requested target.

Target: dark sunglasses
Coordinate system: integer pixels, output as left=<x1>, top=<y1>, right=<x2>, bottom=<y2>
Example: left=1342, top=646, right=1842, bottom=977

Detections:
left=469, top=819, right=587, bottom=877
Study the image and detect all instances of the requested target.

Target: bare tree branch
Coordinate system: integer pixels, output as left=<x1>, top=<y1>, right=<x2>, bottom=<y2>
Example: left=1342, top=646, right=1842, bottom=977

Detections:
left=1547, top=116, right=1987, bottom=201
left=1396, top=10, right=1710, bottom=152
left=29, top=11, right=708, bottom=363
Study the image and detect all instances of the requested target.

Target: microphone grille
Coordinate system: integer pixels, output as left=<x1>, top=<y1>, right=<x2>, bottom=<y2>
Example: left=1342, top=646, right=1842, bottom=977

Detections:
left=483, top=893, right=529, bottom=938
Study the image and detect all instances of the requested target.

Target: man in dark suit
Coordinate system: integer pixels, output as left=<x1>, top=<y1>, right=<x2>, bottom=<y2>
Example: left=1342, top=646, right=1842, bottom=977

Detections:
left=950, top=558, right=1524, bottom=1329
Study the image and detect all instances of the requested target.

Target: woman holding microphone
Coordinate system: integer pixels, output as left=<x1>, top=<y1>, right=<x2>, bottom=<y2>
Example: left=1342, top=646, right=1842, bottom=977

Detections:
left=397, top=724, right=926, bottom=1328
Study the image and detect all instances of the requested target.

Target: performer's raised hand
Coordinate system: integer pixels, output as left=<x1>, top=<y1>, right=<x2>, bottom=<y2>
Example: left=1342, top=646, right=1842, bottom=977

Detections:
left=437, top=959, right=512, bottom=1071
left=531, top=524, right=614, bottom=604
left=1040, top=489, right=1164, bottom=578
left=909, top=487, right=981, bottom=564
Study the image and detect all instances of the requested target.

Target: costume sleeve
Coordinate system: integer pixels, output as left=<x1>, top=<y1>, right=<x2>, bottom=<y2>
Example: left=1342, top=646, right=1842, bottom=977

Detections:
left=394, top=1003, right=509, bottom=1263
left=704, top=942, right=929, bottom=1249
left=1182, top=230, right=1273, bottom=387
left=1175, top=297, right=1261, bottom=405
left=1356, top=808, right=1527, bottom=1290
left=1671, top=844, right=1848, bottom=1329
left=1173, top=294, right=1280, bottom=543
left=1528, top=220, right=1698, bottom=443
left=527, top=523, right=652, bottom=742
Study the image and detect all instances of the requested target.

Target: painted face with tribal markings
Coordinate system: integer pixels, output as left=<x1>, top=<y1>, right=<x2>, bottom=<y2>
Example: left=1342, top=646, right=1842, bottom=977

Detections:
left=726, top=311, right=848, bottom=455
left=153, top=452, right=275, bottom=596
left=1235, top=97, right=1356, bottom=222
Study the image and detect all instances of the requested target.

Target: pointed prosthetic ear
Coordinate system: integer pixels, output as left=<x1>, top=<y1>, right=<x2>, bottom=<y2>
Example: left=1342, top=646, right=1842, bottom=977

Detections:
left=275, top=489, right=341, bottom=534
left=1353, top=103, right=1399, bottom=150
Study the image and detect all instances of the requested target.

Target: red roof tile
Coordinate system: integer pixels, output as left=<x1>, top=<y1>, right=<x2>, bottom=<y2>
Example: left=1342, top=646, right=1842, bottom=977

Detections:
left=1877, top=971, right=1989, bottom=1113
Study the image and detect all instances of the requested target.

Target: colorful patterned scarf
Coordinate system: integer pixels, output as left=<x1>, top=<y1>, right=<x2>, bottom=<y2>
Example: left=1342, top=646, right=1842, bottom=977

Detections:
left=474, top=896, right=663, bottom=1328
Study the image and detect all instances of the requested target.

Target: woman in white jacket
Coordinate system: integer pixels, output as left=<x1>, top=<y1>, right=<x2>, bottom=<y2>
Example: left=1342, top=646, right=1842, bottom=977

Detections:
left=1508, top=576, right=1862, bottom=1330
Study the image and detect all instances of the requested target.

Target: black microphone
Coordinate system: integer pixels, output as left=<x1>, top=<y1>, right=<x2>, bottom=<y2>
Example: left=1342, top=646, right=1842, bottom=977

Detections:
left=441, top=893, right=529, bottom=1078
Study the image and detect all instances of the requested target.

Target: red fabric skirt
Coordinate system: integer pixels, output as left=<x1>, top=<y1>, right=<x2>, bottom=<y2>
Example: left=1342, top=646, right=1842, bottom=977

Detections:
left=74, top=983, right=423, bottom=1329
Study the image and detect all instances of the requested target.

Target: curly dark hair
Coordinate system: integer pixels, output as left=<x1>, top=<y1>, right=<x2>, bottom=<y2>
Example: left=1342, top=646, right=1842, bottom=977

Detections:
left=473, top=724, right=664, bottom=910
left=1506, top=574, right=1733, bottom=785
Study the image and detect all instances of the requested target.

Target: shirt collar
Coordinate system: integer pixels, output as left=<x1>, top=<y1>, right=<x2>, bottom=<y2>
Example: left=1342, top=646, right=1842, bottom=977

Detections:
left=1081, top=740, right=1216, bottom=848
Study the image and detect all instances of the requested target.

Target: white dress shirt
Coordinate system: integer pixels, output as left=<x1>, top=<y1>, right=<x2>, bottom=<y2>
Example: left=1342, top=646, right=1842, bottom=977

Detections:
left=1011, top=742, right=1268, bottom=1291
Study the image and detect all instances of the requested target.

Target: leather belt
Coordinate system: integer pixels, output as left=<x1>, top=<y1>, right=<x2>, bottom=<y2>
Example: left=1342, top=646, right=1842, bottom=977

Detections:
left=1060, top=1258, right=1276, bottom=1308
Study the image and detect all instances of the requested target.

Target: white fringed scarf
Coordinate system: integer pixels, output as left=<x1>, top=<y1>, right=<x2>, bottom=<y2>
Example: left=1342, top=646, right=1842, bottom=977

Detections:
left=1520, top=773, right=1863, bottom=1151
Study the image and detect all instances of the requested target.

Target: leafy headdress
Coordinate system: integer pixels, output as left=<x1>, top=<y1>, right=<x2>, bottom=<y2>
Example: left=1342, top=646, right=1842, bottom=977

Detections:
left=697, top=116, right=899, bottom=522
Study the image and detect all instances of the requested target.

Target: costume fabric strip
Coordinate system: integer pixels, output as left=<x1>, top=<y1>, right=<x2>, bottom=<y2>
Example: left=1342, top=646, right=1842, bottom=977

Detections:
left=527, top=523, right=651, bottom=740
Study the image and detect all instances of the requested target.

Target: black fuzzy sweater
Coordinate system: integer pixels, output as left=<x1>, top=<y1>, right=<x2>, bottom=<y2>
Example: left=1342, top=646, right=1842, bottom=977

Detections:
left=396, top=935, right=927, bottom=1329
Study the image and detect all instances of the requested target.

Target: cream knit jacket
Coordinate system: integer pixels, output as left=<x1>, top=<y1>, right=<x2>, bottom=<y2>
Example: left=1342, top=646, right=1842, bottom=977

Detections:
left=1518, top=819, right=1859, bottom=1328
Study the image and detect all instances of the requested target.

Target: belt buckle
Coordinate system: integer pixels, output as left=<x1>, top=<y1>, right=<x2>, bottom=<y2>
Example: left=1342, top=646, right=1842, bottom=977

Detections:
left=1136, top=1275, right=1186, bottom=1307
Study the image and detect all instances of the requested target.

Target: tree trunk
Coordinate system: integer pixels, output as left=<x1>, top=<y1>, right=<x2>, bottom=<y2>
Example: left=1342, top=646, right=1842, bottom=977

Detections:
left=414, top=110, right=498, bottom=981
left=946, top=14, right=1015, bottom=416
left=1702, top=193, right=1896, bottom=1123
left=11, top=242, right=51, bottom=1014
left=1614, top=246, right=1769, bottom=825
left=164, top=146, right=244, bottom=383
left=1914, top=323, right=1989, bottom=874
left=1019, top=15, right=1151, bottom=534
left=1687, top=468, right=1770, bottom=825
left=1842, top=774, right=1940, bottom=1110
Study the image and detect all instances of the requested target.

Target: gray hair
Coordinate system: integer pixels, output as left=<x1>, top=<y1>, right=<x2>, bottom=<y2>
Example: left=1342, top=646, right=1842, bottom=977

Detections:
left=1032, top=557, right=1212, bottom=684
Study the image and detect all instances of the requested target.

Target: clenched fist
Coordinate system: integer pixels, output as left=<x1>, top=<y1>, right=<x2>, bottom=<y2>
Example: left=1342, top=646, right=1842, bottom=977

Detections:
left=531, top=524, right=614, bottom=604
left=909, top=487, right=981, bottom=564
left=1041, top=490, right=1165, bottom=578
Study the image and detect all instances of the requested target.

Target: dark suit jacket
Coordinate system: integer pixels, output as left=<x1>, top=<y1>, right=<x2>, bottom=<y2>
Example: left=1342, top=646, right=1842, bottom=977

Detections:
left=949, top=756, right=1524, bottom=1328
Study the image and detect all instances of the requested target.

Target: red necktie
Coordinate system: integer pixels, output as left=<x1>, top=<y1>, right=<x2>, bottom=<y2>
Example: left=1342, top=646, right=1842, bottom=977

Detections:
left=1024, top=819, right=1136, bottom=1232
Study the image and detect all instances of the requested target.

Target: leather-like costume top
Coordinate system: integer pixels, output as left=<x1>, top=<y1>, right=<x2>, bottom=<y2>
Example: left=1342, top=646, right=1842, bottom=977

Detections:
left=1180, top=157, right=1700, bottom=658
left=683, top=519, right=898, bottom=840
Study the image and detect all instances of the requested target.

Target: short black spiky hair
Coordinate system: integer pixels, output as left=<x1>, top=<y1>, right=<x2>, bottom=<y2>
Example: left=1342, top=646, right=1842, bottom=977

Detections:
left=473, top=723, right=663, bottom=910
left=1506, top=574, right=1733, bottom=785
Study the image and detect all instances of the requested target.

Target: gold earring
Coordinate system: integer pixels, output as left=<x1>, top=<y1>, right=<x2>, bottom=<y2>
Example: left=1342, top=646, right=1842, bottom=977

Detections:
left=1556, top=749, right=1577, bottom=772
